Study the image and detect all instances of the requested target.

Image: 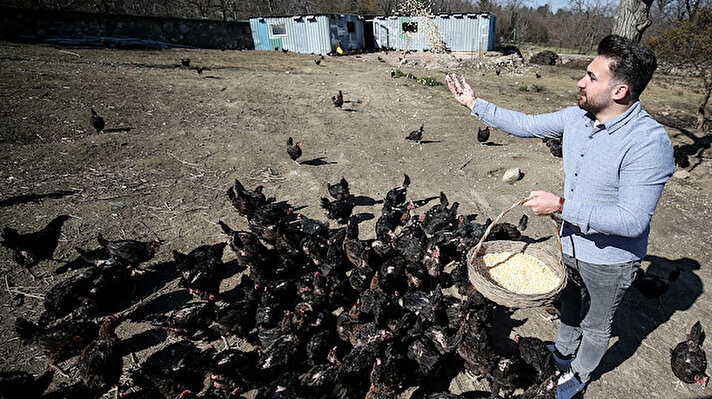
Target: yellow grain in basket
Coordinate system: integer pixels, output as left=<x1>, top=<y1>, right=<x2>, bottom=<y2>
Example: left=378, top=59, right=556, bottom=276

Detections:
left=483, top=252, right=561, bottom=295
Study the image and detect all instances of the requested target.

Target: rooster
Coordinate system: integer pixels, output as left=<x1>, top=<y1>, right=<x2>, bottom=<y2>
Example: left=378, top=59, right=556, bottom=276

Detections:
left=286, top=137, right=302, bottom=165
left=2, top=215, right=72, bottom=278
left=90, top=108, right=105, bottom=134
left=181, top=57, right=190, bottom=67
left=332, top=90, right=344, bottom=108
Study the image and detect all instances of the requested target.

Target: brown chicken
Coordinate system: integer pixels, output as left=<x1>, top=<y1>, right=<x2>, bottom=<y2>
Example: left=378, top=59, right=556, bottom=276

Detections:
left=77, top=315, right=124, bottom=392
left=2, top=215, right=72, bottom=278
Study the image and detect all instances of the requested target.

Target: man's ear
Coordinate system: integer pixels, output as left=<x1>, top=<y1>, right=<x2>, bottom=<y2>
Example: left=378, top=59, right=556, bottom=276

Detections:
left=612, top=84, right=629, bottom=101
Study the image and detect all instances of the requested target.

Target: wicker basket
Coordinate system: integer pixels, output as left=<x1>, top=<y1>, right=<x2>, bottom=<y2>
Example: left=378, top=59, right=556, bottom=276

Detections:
left=466, top=198, right=567, bottom=308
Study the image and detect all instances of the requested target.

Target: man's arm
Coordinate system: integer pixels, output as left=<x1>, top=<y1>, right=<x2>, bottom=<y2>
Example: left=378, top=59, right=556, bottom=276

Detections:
left=446, top=73, right=567, bottom=139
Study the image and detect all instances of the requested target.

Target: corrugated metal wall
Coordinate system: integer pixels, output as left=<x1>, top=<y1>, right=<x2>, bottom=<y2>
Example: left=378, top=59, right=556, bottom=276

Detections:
left=371, top=13, right=496, bottom=52
left=329, top=14, right=365, bottom=50
left=249, top=15, right=364, bottom=54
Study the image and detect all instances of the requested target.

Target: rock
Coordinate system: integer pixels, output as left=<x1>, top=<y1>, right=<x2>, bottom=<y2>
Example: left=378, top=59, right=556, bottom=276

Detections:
left=673, top=170, right=691, bottom=179
left=502, top=168, right=522, bottom=184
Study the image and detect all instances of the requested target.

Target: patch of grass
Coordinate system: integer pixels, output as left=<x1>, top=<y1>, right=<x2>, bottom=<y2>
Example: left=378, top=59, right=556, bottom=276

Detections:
left=519, top=85, right=529, bottom=92
left=532, top=84, right=544, bottom=92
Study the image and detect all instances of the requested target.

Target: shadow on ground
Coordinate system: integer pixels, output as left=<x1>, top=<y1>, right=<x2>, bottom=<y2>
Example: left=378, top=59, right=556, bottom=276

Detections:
left=592, top=254, right=703, bottom=381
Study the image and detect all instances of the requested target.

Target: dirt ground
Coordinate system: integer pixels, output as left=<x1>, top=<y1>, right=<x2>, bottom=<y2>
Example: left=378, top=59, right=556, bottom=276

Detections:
left=0, top=42, right=710, bottom=398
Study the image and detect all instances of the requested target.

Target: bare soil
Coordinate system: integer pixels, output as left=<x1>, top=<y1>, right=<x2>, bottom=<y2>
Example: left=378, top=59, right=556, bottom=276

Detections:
left=0, top=42, right=710, bottom=398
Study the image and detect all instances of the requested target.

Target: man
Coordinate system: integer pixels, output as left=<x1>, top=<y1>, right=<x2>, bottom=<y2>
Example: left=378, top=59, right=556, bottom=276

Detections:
left=446, top=34, right=674, bottom=398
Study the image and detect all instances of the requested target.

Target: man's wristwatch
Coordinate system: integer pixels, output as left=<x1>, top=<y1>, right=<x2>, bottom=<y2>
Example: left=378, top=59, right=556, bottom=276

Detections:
left=557, top=197, right=565, bottom=213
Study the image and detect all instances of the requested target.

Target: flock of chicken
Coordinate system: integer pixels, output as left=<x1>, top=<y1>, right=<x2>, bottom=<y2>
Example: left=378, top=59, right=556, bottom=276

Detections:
left=1, top=166, right=707, bottom=398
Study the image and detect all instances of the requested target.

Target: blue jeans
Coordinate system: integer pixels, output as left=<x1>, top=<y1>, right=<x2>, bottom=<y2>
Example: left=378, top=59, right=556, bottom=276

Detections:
left=555, top=254, right=638, bottom=383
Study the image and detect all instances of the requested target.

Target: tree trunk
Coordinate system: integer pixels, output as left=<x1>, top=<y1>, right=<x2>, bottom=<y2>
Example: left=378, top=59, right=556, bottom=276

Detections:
left=697, top=70, right=711, bottom=132
left=612, top=0, right=653, bottom=43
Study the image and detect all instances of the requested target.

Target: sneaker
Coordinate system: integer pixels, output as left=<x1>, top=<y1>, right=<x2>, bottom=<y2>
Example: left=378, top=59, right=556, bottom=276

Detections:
left=557, top=368, right=587, bottom=399
left=547, top=343, right=574, bottom=372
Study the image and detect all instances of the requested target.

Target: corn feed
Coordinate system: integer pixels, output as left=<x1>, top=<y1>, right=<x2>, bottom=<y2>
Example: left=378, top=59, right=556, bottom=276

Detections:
left=482, top=252, right=560, bottom=295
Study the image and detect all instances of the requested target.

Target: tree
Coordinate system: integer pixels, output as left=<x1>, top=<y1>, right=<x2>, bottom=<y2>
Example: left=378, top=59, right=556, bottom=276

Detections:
left=647, top=8, right=712, bottom=131
left=612, top=0, right=654, bottom=42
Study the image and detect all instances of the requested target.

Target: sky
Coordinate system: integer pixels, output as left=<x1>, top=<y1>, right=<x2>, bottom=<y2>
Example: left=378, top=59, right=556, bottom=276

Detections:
left=529, top=0, right=620, bottom=13
left=531, top=0, right=569, bottom=12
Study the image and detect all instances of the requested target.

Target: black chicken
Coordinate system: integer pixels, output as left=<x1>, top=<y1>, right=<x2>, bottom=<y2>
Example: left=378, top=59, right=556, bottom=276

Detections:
left=173, top=242, right=227, bottom=300
left=315, top=59, right=321, bottom=65
left=2, top=215, right=72, bottom=278
left=286, top=137, right=302, bottom=164
left=209, top=348, right=260, bottom=394
left=212, top=298, right=258, bottom=339
left=514, top=334, right=555, bottom=381
left=181, top=57, right=190, bottom=67
left=90, top=108, right=105, bottom=134
left=327, top=177, right=350, bottom=201
left=673, top=145, right=690, bottom=168
left=671, top=321, right=708, bottom=387
left=131, top=341, right=215, bottom=398
left=542, top=137, right=563, bottom=158
left=343, top=215, right=367, bottom=268
left=332, top=90, right=344, bottom=108
left=321, top=198, right=354, bottom=224
left=96, top=233, right=161, bottom=271
left=518, top=214, right=529, bottom=231
left=384, top=174, right=411, bottom=208
left=298, top=213, right=330, bottom=238
left=0, top=369, right=54, bottom=399
left=15, top=317, right=99, bottom=363
left=39, top=269, right=99, bottom=323
left=77, top=315, right=124, bottom=392
left=145, top=300, right=217, bottom=338
left=477, top=126, right=490, bottom=143
left=633, top=267, right=681, bottom=303
left=226, top=179, right=275, bottom=219
left=404, top=124, right=424, bottom=144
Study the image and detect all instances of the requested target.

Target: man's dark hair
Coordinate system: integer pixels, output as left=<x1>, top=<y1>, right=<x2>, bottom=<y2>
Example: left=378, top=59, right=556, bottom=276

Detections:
left=597, top=34, right=657, bottom=101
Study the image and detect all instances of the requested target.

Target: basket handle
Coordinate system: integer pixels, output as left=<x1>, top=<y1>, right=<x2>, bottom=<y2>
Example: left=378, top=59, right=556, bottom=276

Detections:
left=471, top=197, right=563, bottom=259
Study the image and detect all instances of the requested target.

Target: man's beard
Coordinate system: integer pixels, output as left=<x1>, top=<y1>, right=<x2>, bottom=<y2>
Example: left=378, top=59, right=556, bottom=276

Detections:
left=578, top=90, right=605, bottom=115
